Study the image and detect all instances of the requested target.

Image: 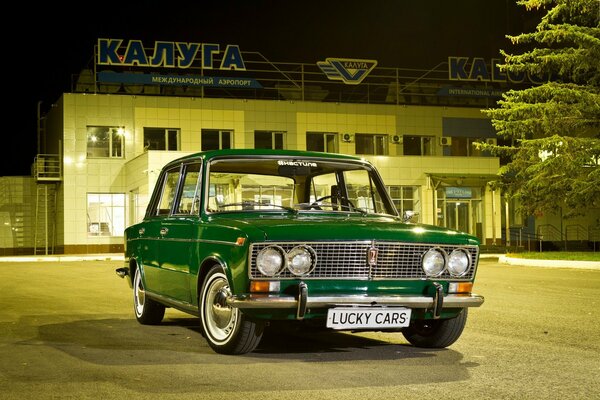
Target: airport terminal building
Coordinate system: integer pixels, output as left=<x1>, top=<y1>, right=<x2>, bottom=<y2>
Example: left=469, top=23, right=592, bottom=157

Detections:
left=1, top=39, right=597, bottom=255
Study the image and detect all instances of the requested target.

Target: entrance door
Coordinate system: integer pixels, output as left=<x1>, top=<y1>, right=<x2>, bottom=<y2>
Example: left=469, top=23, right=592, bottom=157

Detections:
left=446, top=201, right=470, bottom=234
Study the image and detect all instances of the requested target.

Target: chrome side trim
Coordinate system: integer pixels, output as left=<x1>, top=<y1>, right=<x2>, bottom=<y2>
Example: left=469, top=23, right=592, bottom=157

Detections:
left=226, top=293, right=484, bottom=310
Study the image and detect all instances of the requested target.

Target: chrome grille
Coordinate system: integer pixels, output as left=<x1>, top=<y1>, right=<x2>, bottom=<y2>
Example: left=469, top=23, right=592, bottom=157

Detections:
left=249, top=241, right=479, bottom=280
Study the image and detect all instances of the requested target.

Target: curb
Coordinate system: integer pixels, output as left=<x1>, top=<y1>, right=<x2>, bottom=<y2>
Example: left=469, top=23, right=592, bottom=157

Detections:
left=498, top=255, right=600, bottom=270
left=0, top=254, right=125, bottom=263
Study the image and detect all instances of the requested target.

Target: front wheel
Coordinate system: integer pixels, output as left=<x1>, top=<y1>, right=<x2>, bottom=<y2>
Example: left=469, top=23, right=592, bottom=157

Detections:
left=199, top=266, right=264, bottom=355
left=402, top=309, right=468, bottom=348
left=133, top=267, right=165, bottom=325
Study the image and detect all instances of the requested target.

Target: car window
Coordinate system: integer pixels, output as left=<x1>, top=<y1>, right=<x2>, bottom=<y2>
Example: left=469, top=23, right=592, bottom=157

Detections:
left=156, top=166, right=181, bottom=216
left=174, top=163, right=202, bottom=215
left=344, top=169, right=387, bottom=214
left=206, top=157, right=396, bottom=215
left=208, top=172, right=295, bottom=211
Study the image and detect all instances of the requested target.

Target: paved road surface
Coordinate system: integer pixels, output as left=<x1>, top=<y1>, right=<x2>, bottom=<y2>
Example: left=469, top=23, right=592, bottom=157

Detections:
left=1, top=259, right=598, bottom=399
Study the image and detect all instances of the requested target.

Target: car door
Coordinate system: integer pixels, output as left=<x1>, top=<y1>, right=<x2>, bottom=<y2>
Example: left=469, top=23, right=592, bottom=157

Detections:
left=156, top=162, right=203, bottom=304
left=140, top=164, right=182, bottom=295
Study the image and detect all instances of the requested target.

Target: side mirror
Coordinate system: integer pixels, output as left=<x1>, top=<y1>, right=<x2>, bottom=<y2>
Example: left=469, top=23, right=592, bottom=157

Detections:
left=402, top=210, right=419, bottom=223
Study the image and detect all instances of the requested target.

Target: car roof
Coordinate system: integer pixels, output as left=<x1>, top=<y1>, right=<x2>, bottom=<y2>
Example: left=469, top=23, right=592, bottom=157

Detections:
left=164, top=148, right=364, bottom=168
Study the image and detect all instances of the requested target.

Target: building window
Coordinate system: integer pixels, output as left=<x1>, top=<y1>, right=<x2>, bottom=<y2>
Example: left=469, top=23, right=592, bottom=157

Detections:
left=87, top=193, right=126, bottom=236
left=254, top=130, right=285, bottom=149
left=447, top=137, right=491, bottom=157
left=202, top=129, right=232, bottom=151
left=87, top=126, right=125, bottom=158
left=387, top=186, right=421, bottom=221
left=403, top=135, right=434, bottom=156
left=306, top=132, right=338, bottom=153
left=143, top=128, right=180, bottom=151
left=355, top=133, right=387, bottom=155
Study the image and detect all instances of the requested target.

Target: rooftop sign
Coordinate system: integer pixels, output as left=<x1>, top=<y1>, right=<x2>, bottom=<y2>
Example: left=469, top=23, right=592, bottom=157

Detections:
left=97, top=39, right=246, bottom=70
left=448, top=56, right=544, bottom=84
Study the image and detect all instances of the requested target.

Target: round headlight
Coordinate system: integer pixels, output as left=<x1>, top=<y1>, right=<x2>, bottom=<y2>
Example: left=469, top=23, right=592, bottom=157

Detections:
left=286, top=246, right=316, bottom=276
left=447, top=248, right=471, bottom=277
left=256, top=246, right=284, bottom=276
left=422, top=248, right=446, bottom=277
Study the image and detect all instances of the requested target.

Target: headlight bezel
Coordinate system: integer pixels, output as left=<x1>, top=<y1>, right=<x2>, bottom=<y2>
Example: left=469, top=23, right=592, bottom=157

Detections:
left=256, top=245, right=285, bottom=277
left=447, top=248, right=471, bottom=277
left=421, top=247, right=447, bottom=277
left=286, top=245, right=317, bottom=276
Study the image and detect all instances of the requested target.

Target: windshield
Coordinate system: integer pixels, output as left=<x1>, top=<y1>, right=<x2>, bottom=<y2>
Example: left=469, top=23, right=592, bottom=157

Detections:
left=206, top=157, right=397, bottom=216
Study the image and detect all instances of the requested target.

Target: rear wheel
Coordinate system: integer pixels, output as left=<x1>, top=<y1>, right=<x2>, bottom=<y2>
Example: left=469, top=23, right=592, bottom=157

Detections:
left=133, top=267, right=165, bottom=325
left=402, top=309, right=468, bottom=348
left=199, top=266, right=264, bottom=354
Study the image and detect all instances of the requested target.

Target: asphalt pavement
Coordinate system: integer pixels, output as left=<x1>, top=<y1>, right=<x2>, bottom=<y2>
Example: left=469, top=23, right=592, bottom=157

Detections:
left=1, top=258, right=599, bottom=400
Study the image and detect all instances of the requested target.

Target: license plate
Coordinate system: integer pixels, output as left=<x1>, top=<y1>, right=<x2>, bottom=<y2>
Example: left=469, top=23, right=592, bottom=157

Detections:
left=326, top=307, right=412, bottom=330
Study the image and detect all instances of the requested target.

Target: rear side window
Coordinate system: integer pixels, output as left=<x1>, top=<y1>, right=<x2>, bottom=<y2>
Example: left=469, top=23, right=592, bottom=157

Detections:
left=152, top=166, right=181, bottom=216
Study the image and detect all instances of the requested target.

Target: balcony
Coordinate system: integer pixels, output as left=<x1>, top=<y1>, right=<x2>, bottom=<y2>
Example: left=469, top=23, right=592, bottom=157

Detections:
left=33, top=154, right=62, bottom=181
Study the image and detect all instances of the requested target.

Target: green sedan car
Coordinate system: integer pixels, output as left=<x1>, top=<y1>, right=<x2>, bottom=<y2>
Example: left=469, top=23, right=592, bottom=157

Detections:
left=117, top=149, right=484, bottom=354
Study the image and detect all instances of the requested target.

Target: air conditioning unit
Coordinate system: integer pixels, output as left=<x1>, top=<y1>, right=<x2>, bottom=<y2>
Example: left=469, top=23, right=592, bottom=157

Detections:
left=439, top=137, right=452, bottom=146
left=341, top=133, right=354, bottom=143
left=390, top=134, right=403, bottom=144
left=486, top=138, right=498, bottom=145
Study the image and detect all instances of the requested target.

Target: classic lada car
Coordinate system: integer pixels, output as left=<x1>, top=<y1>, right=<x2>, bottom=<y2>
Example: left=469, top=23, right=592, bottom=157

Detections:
left=116, top=149, right=484, bottom=354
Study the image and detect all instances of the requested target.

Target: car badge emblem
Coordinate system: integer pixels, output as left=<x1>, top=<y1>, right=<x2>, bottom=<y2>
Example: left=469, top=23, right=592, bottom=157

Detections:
left=367, top=246, right=378, bottom=266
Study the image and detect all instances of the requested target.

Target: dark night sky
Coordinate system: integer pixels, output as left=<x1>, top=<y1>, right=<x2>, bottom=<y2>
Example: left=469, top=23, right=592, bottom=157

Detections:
left=4, top=0, right=533, bottom=176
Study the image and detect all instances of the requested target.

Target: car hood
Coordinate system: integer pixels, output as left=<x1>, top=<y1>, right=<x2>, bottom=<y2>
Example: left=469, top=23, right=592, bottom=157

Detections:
left=207, top=213, right=479, bottom=245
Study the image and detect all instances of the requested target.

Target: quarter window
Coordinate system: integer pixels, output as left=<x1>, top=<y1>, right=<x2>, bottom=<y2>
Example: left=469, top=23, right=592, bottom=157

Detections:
left=153, top=166, right=181, bottom=216
left=174, top=163, right=202, bottom=215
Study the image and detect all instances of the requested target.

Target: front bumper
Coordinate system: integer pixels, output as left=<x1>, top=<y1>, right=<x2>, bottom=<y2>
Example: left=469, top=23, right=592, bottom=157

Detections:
left=226, top=282, right=484, bottom=320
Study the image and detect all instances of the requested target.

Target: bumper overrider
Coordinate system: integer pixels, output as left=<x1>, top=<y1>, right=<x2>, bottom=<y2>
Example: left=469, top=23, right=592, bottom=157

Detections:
left=224, top=281, right=484, bottom=320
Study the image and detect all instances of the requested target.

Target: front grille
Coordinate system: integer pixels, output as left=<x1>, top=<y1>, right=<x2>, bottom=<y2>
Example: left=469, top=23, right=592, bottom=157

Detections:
left=249, top=241, right=479, bottom=280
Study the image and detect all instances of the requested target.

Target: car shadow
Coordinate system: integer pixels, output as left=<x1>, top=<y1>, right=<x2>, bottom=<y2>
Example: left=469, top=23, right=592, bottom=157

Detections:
left=22, top=315, right=472, bottom=365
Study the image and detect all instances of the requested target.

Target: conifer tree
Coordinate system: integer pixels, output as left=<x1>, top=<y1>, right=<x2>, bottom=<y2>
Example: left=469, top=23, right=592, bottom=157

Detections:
left=482, top=0, right=600, bottom=218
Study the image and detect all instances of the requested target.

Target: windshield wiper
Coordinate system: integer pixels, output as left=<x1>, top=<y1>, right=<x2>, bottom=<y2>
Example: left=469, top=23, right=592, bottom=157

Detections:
left=294, top=202, right=368, bottom=216
left=218, top=201, right=297, bottom=214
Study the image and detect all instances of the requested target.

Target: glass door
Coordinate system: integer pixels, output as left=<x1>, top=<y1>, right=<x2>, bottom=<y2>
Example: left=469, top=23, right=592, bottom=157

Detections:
left=446, top=201, right=470, bottom=234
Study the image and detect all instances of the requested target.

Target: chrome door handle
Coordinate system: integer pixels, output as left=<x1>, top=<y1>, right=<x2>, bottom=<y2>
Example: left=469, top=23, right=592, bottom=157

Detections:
left=160, top=228, right=169, bottom=236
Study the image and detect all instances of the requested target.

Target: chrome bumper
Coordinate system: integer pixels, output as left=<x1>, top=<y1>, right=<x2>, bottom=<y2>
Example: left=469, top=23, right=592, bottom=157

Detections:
left=226, top=282, right=484, bottom=320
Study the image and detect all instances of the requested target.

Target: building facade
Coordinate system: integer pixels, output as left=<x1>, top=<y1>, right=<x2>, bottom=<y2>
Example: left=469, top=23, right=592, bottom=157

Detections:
left=1, top=40, right=596, bottom=255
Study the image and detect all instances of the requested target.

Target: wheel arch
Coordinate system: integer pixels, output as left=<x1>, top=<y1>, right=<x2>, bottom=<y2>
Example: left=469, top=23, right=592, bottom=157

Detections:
left=126, top=257, right=141, bottom=288
left=196, top=256, right=230, bottom=306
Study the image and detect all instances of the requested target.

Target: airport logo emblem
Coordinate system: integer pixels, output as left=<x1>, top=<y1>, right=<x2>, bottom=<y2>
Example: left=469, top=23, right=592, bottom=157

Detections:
left=317, top=58, right=378, bottom=85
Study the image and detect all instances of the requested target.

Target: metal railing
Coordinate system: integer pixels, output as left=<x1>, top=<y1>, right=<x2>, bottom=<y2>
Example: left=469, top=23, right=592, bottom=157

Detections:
left=71, top=48, right=531, bottom=109
left=32, top=154, right=62, bottom=181
left=565, top=224, right=587, bottom=241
